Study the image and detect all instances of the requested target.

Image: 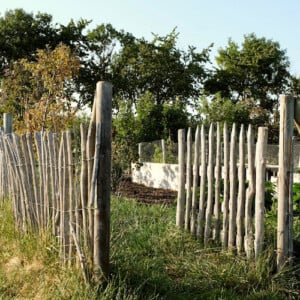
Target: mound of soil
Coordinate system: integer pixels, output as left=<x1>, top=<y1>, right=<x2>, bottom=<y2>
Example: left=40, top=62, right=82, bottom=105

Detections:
left=117, top=177, right=177, bottom=205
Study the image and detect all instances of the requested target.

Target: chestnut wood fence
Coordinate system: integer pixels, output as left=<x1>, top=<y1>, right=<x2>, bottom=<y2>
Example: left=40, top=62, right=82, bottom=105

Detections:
left=177, top=95, right=297, bottom=271
left=0, top=81, right=112, bottom=280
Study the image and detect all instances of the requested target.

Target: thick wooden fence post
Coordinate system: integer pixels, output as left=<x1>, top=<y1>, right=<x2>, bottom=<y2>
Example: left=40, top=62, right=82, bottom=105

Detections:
left=254, top=127, right=268, bottom=260
left=93, top=81, right=112, bottom=277
left=277, top=95, right=294, bottom=271
left=176, top=129, right=185, bottom=228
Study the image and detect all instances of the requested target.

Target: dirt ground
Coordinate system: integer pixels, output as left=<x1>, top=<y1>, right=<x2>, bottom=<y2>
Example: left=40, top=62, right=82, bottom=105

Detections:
left=116, top=177, right=177, bottom=205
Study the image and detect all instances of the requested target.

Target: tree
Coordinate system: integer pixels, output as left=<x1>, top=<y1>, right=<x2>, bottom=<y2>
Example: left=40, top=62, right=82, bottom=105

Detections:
left=111, top=29, right=212, bottom=110
left=196, top=94, right=274, bottom=128
left=0, top=9, right=90, bottom=107
left=0, top=44, right=80, bottom=133
left=205, top=33, right=291, bottom=123
left=0, top=9, right=57, bottom=73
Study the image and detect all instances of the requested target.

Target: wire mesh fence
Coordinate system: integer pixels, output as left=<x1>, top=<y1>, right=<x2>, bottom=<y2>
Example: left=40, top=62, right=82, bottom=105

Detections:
left=139, top=139, right=300, bottom=167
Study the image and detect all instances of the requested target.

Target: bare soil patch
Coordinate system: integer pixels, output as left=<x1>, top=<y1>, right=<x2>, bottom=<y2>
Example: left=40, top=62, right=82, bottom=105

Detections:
left=117, top=177, right=177, bottom=205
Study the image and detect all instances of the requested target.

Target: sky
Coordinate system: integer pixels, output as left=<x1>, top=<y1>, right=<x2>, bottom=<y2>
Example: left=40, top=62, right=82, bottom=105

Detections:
left=1, top=0, right=300, bottom=75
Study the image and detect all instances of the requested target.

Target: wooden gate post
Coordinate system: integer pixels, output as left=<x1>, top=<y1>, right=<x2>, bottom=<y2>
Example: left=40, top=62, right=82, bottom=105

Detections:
left=93, top=81, right=112, bottom=277
left=277, top=95, right=294, bottom=271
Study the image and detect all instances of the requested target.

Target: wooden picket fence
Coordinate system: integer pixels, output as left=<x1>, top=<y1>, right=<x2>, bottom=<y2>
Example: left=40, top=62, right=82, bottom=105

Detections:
left=134, top=95, right=294, bottom=270
left=176, top=123, right=269, bottom=259
left=0, top=81, right=112, bottom=279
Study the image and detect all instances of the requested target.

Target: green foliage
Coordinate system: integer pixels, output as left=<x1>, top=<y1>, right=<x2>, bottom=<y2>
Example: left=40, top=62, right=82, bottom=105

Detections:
left=207, top=33, right=290, bottom=104
left=113, top=91, right=189, bottom=172
left=1, top=197, right=300, bottom=299
left=293, top=183, right=300, bottom=214
left=0, top=44, right=80, bottom=133
left=112, top=29, right=212, bottom=108
left=204, top=33, right=291, bottom=126
left=196, top=94, right=251, bottom=127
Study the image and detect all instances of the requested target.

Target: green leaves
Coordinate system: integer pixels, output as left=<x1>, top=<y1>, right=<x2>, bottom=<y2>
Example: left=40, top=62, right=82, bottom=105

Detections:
left=208, top=33, right=290, bottom=108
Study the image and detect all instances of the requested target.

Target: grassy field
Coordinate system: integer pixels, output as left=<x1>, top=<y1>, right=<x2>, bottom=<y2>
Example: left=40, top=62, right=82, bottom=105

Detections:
left=0, top=196, right=299, bottom=299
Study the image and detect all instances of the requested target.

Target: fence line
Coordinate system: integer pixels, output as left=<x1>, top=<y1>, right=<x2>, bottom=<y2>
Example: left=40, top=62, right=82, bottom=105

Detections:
left=0, top=81, right=112, bottom=279
left=177, top=123, right=270, bottom=259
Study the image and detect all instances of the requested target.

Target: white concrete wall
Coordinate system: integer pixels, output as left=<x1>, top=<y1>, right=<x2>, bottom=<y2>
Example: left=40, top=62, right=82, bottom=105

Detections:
left=131, top=162, right=178, bottom=190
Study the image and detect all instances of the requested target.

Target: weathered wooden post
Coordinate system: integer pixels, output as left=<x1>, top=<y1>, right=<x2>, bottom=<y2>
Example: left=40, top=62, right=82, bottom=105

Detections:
left=197, top=125, right=207, bottom=240
left=254, top=127, right=268, bottom=260
left=277, top=95, right=294, bottom=271
left=213, top=122, right=221, bottom=242
left=228, top=123, right=237, bottom=251
left=191, top=126, right=200, bottom=235
left=204, top=123, right=214, bottom=246
left=222, top=123, right=230, bottom=248
left=236, top=125, right=246, bottom=254
left=3, top=113, right=13, bottom=134
left=245, top=125, right=255, bottom=258
left=185, top=128, right=192, bottom=231
left=176, top=129, right=185, bottom=228
left=93, top=81, right=112, bottom=277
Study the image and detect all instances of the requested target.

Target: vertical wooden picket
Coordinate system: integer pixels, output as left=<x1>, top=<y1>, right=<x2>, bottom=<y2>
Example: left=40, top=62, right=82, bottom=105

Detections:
left=191, top=126, right=200, bottom=235
left=176, top=129, right=185, bottom=228
left=236, top=125, right=246, bottom=254
left=222, top=123, right=230, bottom=248
left=245, top=125, right=255, bottom=258
left=197, top=125, right=207, bottom=240
left=213, top=122, right=221, bottom=242
left=204, top=123, right=214, bottom=246
left=185, top=128, right=192, bottom=231
left=228, top=123, right=237, bottom=251
left=254, top=127, right=268, bottom=259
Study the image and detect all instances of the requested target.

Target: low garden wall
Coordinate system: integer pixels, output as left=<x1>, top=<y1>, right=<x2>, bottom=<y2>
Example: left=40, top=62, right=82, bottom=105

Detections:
left=131, top=162, right=178, bottom=190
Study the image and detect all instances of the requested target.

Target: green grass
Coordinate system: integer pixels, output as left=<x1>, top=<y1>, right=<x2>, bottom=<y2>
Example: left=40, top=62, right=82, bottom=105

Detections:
left=0, top=197, right=300, bottom=299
